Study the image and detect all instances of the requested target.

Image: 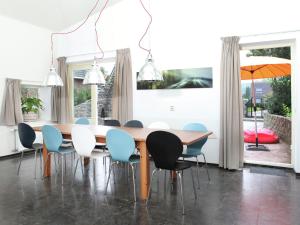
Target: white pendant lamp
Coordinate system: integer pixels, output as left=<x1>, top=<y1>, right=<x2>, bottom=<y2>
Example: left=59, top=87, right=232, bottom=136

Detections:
left=138, top=53, right=163, bottom=81
left=83, top=60, right=106, bottom=85
left=43, top=0, right=108, bottom=87
left=83, top=0, right=110, bottom=85
left=44, top=65, right=63, bottom=86
left=137, top=0, right=163, bottom=82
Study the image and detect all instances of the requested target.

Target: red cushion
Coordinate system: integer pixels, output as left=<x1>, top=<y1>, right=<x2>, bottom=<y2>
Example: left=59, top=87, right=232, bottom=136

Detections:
left=244, top=128, right=279, bottom=144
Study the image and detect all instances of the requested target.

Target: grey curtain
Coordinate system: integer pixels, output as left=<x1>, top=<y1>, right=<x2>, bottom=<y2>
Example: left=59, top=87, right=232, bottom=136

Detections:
left=219, top=36, right=244, bottom=170
left=51, top=57, right=72, bottom=123
left=112, top=48, right=133, bottom=124
left=0, top=79, right=23, bottom=126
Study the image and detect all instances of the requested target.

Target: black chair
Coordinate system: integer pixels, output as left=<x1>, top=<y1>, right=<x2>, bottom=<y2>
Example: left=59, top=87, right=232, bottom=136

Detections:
left=146, top=131, right=197, bottom=214
left=124, top=120, right=144, bottom=128
left=103, top=119, right=121, bottom=127
left=17, top=123, right=43, bottom=178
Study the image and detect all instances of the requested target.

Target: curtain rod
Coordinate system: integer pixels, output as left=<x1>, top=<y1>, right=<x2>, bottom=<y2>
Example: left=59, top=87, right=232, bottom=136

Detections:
left=222, top=29, right=300, bottom=39
left=65, top=50, right=116, bottom=58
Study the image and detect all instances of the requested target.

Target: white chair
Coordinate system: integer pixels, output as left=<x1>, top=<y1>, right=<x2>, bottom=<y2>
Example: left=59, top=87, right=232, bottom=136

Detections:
left=148, top=121, right=170, bottom=129
left=71, top=126, right=110, bottom=181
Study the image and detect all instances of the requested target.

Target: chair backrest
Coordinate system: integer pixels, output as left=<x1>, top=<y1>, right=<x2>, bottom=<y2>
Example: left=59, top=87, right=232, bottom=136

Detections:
left=124, top=120, right=144, bottom=128
left=183, top=123, right=208, bottom=155
left=104, top=119, right=121, bottom=127
left=18, top=123, right=36, bottom=149
left=75, top=117, right=90, bottom=125
left=106, top=129, right=135, bottom=162
left=72, top=126, right=95, bottom=157
left=148, top=121, right=170, bottom=129
left=146, top=131, right=183, bottom=170
left=42, top=125, right=63, bottom=152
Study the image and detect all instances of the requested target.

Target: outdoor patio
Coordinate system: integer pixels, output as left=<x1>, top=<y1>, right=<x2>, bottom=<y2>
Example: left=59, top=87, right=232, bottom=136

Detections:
left=243, top=120, right=291, bottom=165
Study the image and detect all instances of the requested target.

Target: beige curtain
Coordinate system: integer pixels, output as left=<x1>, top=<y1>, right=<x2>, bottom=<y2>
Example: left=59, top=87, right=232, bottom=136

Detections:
left=0, top=79, right=23, bottom=126
left=51, top=57, right=72, bottom=123
left=219, top=36, right=244, bottom=170
left=112, top=48, right=133, bottom=124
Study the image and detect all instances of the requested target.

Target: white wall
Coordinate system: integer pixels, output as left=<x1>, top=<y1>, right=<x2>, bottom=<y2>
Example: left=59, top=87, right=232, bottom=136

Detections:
left=56, top=0, right=300, bottom=169
left=0, top=14, right=52, bottom=156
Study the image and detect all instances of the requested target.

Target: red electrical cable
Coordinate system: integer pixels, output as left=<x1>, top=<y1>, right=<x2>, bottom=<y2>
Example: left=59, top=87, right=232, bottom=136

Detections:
left=138, top=0, right=152, bottom=55
left=50, top=0, right=109, bottom=65
left=94, top=0, right=111, bottom=60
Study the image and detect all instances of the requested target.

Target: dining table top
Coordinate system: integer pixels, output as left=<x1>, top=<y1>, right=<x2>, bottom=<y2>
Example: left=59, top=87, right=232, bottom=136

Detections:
left=33, top=124, right=213, bottom=145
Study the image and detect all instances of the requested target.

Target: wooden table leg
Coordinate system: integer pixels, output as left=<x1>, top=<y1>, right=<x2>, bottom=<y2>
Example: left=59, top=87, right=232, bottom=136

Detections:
left=137, top=141, right=150, bottom=200
left=43, top=143, right=51, bottom=177
left=84, top=158, right=90, bottom=166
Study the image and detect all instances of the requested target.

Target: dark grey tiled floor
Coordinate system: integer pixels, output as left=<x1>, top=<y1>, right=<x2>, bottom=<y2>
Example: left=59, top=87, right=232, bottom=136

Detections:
left=0, top=153, right=300, bottom=225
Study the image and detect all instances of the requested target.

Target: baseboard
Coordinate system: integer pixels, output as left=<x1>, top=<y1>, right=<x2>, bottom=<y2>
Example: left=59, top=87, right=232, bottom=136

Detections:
left=294, top=169, right=300, bottom=179
left=0, top=150, right=34, bottom=161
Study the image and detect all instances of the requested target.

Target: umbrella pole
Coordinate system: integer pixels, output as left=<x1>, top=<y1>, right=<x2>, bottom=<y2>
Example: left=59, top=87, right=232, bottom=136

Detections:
left=246, top=71, right=268, bottom=151
left=251, top=78, right=258, bottom=147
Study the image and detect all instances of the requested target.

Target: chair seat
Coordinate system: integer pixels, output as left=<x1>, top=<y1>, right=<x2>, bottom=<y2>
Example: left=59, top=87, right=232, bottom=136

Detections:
left=55, top=147, right=75, bottom=154
left=32, top=143, right=43, bottom=150
left=174, top=161, right=192, bottom=171
left=181, top=153, right=197, bottom=158
left=129, top=154, right=140, bottom=163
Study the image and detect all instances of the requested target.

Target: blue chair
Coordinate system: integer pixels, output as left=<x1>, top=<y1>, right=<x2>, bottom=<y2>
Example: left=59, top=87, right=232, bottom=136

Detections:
left=75, top=117, right=90, bottom=125
left=42, top=125, right=75, bottom=184
left=104, top=129, right=140, bottom=201
left=181, top=123, right=210, bottom=186
left=124, top=120, right=144, bottom=128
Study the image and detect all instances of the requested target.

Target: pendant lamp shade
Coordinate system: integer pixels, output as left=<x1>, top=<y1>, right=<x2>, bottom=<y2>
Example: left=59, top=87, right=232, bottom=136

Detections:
left=138, top=55, right=163, bottom=81
left=44, top=66, right=63, bottom=86
left=83, top=60, right=106, bottom=85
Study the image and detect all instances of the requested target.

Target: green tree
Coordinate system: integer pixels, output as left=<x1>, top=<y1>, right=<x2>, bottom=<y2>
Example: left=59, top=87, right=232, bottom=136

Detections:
left=248, top=47, right=291, bottom=116
left=243, top=86, right=251, bottom=99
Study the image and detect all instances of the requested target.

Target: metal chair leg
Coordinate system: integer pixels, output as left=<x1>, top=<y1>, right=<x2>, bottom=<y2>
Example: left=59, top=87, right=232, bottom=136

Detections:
left=201, top=153, right=210, bottom=181
left=105, top=162, right=115, bottom=195
left=72, top=157, right=80, bottom=185
left=39, top=149, right=43, bottom=176
left=79, top=157, right=84, bottom=176
left=17, top=151, right=24, bottom=175
left=93, top=159, right=96, bottom=180
left=130, top=163, right=137, bottom=202
left=146, top=169, right=157, bottom=205
left=190, top=168, right=197, bottom=199
left=54, top=154, right=58, bottom=174
left=64, top=155, right=67, bottom=175
left=34, top=150, right=38, bottom=179
left=177, top=171, right=185, bottom=215
left=195, top=156, right=201, bottom=189
left=61, top=155, right=64, bottom=185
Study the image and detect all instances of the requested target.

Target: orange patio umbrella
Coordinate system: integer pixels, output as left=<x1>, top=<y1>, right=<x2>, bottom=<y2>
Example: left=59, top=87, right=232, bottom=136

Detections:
left=240, top=56, right=291, bottom=151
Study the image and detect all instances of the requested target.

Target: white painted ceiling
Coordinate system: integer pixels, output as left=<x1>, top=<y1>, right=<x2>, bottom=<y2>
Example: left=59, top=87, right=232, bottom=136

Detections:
left=0, top=0, right=122, bottom=31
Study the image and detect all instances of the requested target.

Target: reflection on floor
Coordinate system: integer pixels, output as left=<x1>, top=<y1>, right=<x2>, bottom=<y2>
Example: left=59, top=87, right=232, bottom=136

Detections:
left=243, top=120, right=291, bottom=165
left=0, top=153, right=299, bottom=225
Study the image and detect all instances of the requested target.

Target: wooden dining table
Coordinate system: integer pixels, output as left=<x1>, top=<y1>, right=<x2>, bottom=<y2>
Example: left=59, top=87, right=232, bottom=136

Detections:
left=33, top=124, right=212, bottom=200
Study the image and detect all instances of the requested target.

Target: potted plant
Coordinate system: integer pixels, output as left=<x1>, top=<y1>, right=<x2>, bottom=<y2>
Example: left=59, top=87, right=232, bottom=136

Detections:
left=21, top=97, right=43, bottom=121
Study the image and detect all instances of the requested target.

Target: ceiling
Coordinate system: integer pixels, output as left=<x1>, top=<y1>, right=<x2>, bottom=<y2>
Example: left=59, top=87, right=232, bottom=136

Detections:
left=0, top=0, right=122, bottom=31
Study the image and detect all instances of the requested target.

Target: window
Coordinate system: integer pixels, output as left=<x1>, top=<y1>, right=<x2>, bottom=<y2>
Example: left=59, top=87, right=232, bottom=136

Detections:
left=68, top=60, right=115, bottom=124
left=73, top=69, right=92, bottom=119
left=97, top=61, right=115, bottom=123
left=21, top=85, right=39, bottom=98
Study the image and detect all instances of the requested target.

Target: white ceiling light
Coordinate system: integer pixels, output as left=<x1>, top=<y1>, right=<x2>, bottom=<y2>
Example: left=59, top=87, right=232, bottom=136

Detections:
left=137, top=0, right=163, bottom=82
left=44, top=65, right=63, bottom=86
left=83, top=60, right=106, bottom=85
left=44, top=0, right=106, bottom=87
left=83, top=0, right=110, bottom=85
